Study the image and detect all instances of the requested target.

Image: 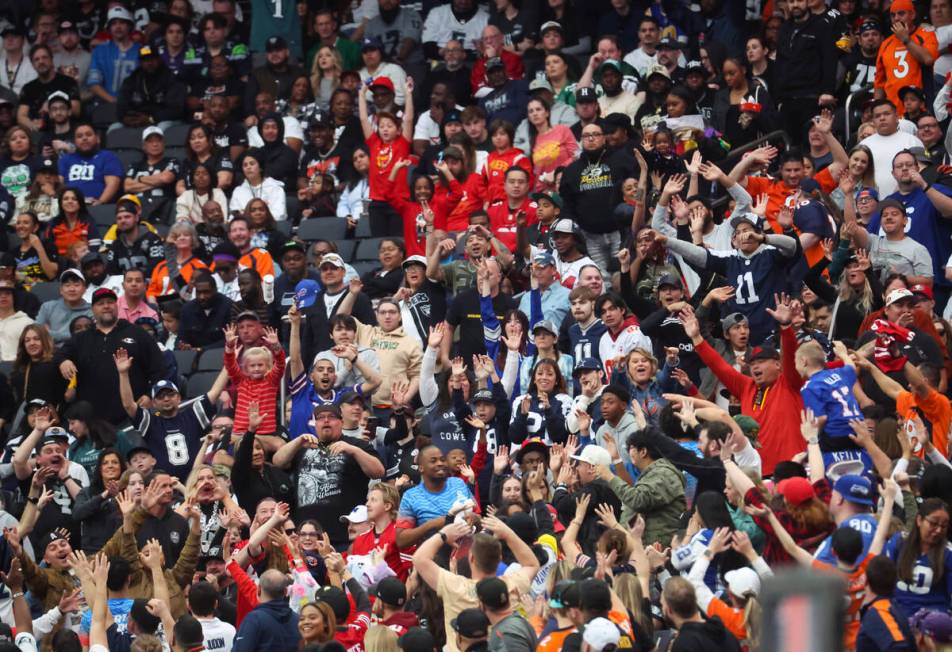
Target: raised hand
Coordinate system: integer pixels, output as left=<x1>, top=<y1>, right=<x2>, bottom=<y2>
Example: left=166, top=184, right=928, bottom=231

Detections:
left=262, top=326, right=280, bottom=349
left=58, top=588, right=82, bottom=614
left=730, top=530, right=756, bottom=560
left=464, top=415, right=486, bottom=431
left=451, top=356, right=467, bottom=377
left=247, top=401, right=265, bottom=433
left=698, top=161, right=724, bottom=182
left=812, top=110, right=833, bottom=135
left=573, top=493, right=591, bottom=522
left=685, top=150, right=702, bottom=176
left=493, top=445, right=510, bottom=475
left=390, top=378, right=409, bottom=406
left=594, top=502, right=619, bottom=530
left=602, top=431, right=619, bottom=461
left=663, top=173, right=687, bottom=198
left=427, top=322, right=446, bottom=349
left=765, top=292, right=793, bottom=325
left=800, top=408, right=819, bottom=443
left=113, top=348, right=133, bottom=373
left=574, top=407, right=592, bottom=433
left=458, top=463, right=475, bottom=484
left=223, top=323, right=238, bottom=347
left=679, top=304, right=701, bottom=340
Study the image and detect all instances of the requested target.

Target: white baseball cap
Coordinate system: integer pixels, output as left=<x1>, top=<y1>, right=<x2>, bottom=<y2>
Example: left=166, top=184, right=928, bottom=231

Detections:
left=571, top=444, right=612, bottom=467
left=886, top=288, right=916, bottom=306
left=582, top=617, right=620, bottom=651
left=339, top=505, right=369, bottom=524
left=106, top=6, right=134, bottom=24
left=142, top=126, right=164, bottom=142
left=725, top=567, right=761, bottom=598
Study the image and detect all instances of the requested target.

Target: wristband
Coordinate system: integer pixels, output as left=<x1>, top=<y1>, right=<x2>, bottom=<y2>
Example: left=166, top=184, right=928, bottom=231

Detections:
left=439, top=531, right=448, bottom=544
left=807, top=437, right=819, bottom=446
left=10, top=592, right=23, bottom=599
left=27, top=496, right=38, bottom=505
left=923, top=183, right=933, bottom=193
left=612, top=459, right=622, bottom=465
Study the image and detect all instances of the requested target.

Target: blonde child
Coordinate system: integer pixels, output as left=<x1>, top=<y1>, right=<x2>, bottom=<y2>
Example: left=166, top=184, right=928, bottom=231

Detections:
left=223, top=322, right=286, bottom=434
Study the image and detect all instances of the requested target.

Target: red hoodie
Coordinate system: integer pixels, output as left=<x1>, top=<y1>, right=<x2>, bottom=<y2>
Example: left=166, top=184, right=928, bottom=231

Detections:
left=376, top=611, right=420, bottom=637
left=480, top=148, right=533, bottom=205
left=382, top=175, right=462, bottom=256
left=444, top=172, right=487, bottom=231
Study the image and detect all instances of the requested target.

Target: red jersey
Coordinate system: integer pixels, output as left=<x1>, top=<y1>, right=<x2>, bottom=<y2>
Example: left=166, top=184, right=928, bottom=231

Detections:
left=350, top=521, right=411, bottom=580
left=444, top=172, right=487, bottom=232
left=486, top=196, right=537, bottom=252
left=382, top=175, right=462, bottom=256
left=335, top=612, right=371, bottom=652
left=471, top=50, right=524, bottom=94
left=480, top=148, right=533, bottom=205
left=694, top=327, right=805, bottom=475
left=367, top=133, right=411, bottom=201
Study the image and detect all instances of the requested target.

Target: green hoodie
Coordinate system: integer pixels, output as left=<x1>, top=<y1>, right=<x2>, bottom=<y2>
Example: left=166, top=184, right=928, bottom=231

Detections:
left=608, top=458, right=686, bottom=547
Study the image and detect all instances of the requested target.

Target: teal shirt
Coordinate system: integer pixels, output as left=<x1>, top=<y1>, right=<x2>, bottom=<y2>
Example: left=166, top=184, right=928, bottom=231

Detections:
left=250, top=0, right=303, bottom=57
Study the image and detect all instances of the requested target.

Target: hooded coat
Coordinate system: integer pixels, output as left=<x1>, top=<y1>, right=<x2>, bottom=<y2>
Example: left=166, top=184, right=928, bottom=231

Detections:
left=249, top=113, right=299, bottom=190
left=232, top=598, right=301, bottom=652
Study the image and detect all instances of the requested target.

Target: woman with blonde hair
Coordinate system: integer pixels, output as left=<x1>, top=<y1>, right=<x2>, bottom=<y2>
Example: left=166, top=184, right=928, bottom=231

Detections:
left=363, top=625, right=400, bottom=652
left=802, top=244, right=883, bottom=340
left=146, top=221, right=208, bottom=302
left=309, top=45, right=343, bottom=109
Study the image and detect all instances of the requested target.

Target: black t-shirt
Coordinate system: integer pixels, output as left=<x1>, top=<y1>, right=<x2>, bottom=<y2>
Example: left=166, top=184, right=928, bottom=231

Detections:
left=446, top=289, right=517, bottom=362
left=0, top=156, right=42, bottom=198
left=18, top=475, right=78, bottom=550
left=126, top=155, right=181, bottom=202
left=19, top=74, right=80, bottom=119
left=179, top=153, right=234, bottom=190
left=299, top=144, right=350, bottom=186
left=403, top=279, right=447, bottom=346
left=1, top=246, right=46, bottom=285
left=292, top=435, right=381, bottom=545
left=209, top=122, right=249, bottom=153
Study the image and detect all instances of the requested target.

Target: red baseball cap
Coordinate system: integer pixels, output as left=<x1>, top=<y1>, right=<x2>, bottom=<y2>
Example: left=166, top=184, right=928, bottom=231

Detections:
left=369, top=77, right=395, bottom=93
left=911, top=283, right=934, bottom=300
left=776, top=477, right=815, bottom=506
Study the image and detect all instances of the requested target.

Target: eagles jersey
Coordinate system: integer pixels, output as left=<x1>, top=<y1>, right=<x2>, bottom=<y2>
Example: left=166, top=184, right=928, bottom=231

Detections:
left=706, top=246, right=793, bottom=345
left=132, top=396, right=213, bottom=480
left=801, top=366, right=862, bottom=438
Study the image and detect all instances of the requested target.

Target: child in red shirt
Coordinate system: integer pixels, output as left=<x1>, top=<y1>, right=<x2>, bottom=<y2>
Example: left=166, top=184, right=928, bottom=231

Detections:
left=223, top=322, right=285, bottom=434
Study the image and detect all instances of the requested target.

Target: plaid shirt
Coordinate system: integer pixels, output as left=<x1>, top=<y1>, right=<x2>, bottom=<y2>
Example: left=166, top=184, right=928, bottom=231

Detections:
left=744, top=478, right=834, bottom=565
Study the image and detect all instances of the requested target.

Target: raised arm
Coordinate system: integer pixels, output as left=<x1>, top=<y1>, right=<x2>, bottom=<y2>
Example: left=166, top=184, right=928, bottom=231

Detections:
left=357, top=80, right=373, bottom=140
left=288, top=303, right=305, bottom=379
left=869, top=478, right=898, bottom=556
left=760, top=507, right=814, bottom=566
left=114, top=348, right=139, bottom=419
left=401, top=77, right=414, bottom=141
left=13, top=410, right=51, bottom=480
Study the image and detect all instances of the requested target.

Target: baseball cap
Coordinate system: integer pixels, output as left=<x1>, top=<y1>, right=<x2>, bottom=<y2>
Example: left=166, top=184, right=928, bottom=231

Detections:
left=475, top=577, right=509, bottom=610
left=579, top=578, right=612, bottom=611
left=730, top=212, right=764, bottom=230
left=886, top=288, right=916, bottom=306
left=402, top=255, right=427, bottom=269
left=265, top=36, right=288, bottom=51
left=472, top=389, right=494, bottom=403
left=59, top=268, right=85, bottom=284
left=234, top=310, right=260, bottom=323
left=371, top=577, right=407, bottom=607
left=911, top=609, right=952, bottom=642
left=442, top=109, right=462, bottom=125
left=645, top=63, right=671, bottom=80
left=799, top=178, right=821, bottom=194
left=908, top=146, right=933, bottom=164
left=551, top=219, right=580, bottom=236
left=117, top=194, right=142, bottom=212
left=319, top=253, right=346, bottom=269
left=858, top=19, right=881, bottom=33
left=574, top=357, right=602, bottom=375
left=878, top=198, right=905, bottom=215
left=540, top=20, right=562, bottom=34
left=776, top=476, right=816, bottom=506
left=514, top=437, right=548, bottom=464
left=80, top=252, right=104, bottom=267
left=25, top=398, right=49, bottom=412
left=36, top=427, right=69, bottom=453
left=485, top=57, right=505, bottom=71
left=721, top=312, right=749, bottom=332
left=339, top=390, right=365, bottom=406
left=294, top=279, right=320, bottom=309
left=571, top=444, right=612, bottom=467
left=313, top=403, right=342, bottom=418
left=748, top=345, right=780, bottom=362
left=398, top=627, right=436, bottom=650
left=360, top=36, right=384, bottom=52
left=724, top=567, right=761, bottom=597
left=315, top=585, right=350, bottom=621
left=151, top=379, right=180, bottom=398
left=532, top=251, right=556, bottom=267
left=91, top=287, right=118, bottom=304
left=529, top=78, right=553, bottom=92
left=531, top=192, right=563, bottom=210
left=911, top=283, right=934, bottom=300
left=890, top=0, right=915, bottom=13
left=369, top=77, right=395, bottom=93
left=339, top=505, right=369, bottom=524
left=106, top=6, right=134, bottom=24
left=142, top=126, right=163, bottom=141
left=856, top=187, right=879, bottom=202
left=451, top=608, right=489, bottom=638
left=308, top=111, right=333, bottom=129
left=58, top=19, right=78, bottom=33
left=47, top=90, right=71, bottom=106
left=583, top=617, right=621, bottom=651
left=899, top=85, right=926, bottom=101
left=833, top=474, right=875, bottom=506
left=0, top=279, right=13, bottom=292
left=658, top=36, right=681, bottom=50
left=281, top=240, right=307, bottom=257
left=657, top=273, right=682, bottom=289
left=532, top=319, right=558, bottom=337
left=548, top=580, right=576, bottom=608
left=0, top=23, right=25, bottom=37
left=576, top=87, right=597, bottom=103
left=598, top=59, right=623, bottom=73
left=40, top=530, right=68, bottom=552
left=685, top=60, right=705, bottom=74
left=139, top=45, right=157, bottom=58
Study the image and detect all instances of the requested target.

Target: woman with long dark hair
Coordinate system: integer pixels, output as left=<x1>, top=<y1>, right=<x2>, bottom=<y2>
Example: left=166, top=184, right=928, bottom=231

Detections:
left=230, top=153, right=287, bottom=221
left=337, top=146, right=371, bottom=229
left=175, top=163, right=228, bottom=224
left=509, top=358, right=571, bottom=446
left=71, top=448, right=126, bottom=553
left=244, top=197, right=289, bottom=260
left=177, top=124, right=234, bottom=193
left=42, top=187, right=101, bottom=256
left=711, top=57, right=777, bottom=150
left=64, top=400, right=117, bottom=477
left=886, top=498, right=952, bottom=616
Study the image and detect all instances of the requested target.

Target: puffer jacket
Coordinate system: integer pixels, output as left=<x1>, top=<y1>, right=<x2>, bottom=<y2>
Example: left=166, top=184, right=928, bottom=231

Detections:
left=608, top=458, right=686, bottom=547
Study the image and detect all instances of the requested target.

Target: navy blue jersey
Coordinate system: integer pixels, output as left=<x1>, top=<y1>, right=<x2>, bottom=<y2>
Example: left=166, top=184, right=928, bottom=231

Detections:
left=802, top=366, right=862, bottom=437
left=568, top=319, right=608, bottom=367
left=509, top=392, right=572, bottom=446
left=133, top=396, right=213, bottom=480
left=707, top=246, right=792, bottom=344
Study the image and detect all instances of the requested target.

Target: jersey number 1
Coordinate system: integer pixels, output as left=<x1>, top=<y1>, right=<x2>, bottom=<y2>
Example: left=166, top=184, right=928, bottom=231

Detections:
left=271, top=0, right=283, bottom=18
left=735, top=272, right=760, bottom=305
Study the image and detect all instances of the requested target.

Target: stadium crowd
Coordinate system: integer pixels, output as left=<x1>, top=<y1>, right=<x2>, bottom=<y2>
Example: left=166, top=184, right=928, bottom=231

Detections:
left=8, top=0, right=952, bottom=650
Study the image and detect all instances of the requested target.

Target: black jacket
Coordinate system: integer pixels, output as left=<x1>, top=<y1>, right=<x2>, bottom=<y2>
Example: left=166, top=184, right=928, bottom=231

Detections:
left=671, top=617, right=743, bottom=652
left=243, top=63, right=307, bottom=118
left=116, top=64, right=188, bottom=122
left=104, top=229, right=166, bottom=276
left=56, top=320, right=167, bottom=424
left=558, top=146, right=635, bottom=234
left=179, top=293, right=234, bottom=349
left=552, top=480, right=622, bottom=556
left=301, top=289, right=376, bottom=367
left=231, top=429, right=294, bottom=513
left=774, top=13, right=838, bottom=100
left=248, top=112, right=299, bottom=189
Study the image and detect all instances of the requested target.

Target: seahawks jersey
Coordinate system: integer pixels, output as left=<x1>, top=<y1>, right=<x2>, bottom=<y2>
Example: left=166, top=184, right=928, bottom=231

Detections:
left=132, top=396, right=213, bottom=480
left=706, top=246, right=793, bottom=345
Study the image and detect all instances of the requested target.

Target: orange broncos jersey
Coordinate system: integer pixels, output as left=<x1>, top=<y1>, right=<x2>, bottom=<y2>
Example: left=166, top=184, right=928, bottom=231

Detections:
left=875, top=27, right=939, bottom=109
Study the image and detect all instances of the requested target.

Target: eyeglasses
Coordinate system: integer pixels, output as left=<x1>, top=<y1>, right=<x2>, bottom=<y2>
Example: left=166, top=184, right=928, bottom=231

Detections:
left=284, top=527, right=297, bottom=535
left=299, top=530, right=318, bottom=538
left=582, top=133, right=604, bottom=140
left=210, top=424, right=230, bottom=431
left=924, top=516, right=949, bottom=530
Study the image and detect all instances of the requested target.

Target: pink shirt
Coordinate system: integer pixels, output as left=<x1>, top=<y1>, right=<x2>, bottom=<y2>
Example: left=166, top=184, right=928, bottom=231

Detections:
left=117, top=296, right=158, bottom=323
left=531, top=124, right=578, bottom=191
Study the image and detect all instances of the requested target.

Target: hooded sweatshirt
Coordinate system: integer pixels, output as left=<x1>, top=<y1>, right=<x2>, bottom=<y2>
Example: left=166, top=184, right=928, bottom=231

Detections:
left=0, top=310, right=32, bottom=361
left=249, top=113, right=299, bottom=189
left=671, top=617, right=743, bottom=652
left=232, top=598, right=301, bottom=652
left=558, top=145, right=635, bottom=234
left=355, top=320, right=423, bottom=407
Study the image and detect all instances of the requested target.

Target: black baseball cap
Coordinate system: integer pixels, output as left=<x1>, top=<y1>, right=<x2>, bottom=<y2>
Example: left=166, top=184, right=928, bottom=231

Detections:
left=476, top=577, right=509, bottom=610
left=398, top=627, right=436, bottom=651
left=451, top=608, right=489, bottom=638
left=313, top=403, right=342, bottom=418
left=578, top=578, right=612, bottom=611
left=576, top=86, right=597, bottom=103
left=748, top=345, right=780, bottom=362
left=281, top=240, right=307, bottom=257
left=315, top=585, right=350, bottom=621
left=370, top=577, right=407, bottom=607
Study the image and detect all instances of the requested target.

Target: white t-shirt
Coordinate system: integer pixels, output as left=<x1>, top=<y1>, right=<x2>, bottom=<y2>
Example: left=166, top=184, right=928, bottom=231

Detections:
left=200, top=616, right=236, bottom=652
left=859, top=130, right=924, bottom=196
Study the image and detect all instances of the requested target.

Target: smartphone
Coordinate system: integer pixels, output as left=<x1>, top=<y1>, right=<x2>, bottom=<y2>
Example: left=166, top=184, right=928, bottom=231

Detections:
left=366, top=417, right=380, bottom=432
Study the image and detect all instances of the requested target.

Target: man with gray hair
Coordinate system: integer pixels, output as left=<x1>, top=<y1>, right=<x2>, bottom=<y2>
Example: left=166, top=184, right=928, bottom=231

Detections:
left=232, top=569, right=299, bottom=651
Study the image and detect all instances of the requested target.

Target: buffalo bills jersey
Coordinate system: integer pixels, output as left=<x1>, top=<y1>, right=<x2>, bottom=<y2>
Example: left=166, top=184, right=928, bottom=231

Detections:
left=815, top=516, right=879, bottom=565
left=802, top=366, right=862, bottom=438
left=884, top=532, right=952, bottom=614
